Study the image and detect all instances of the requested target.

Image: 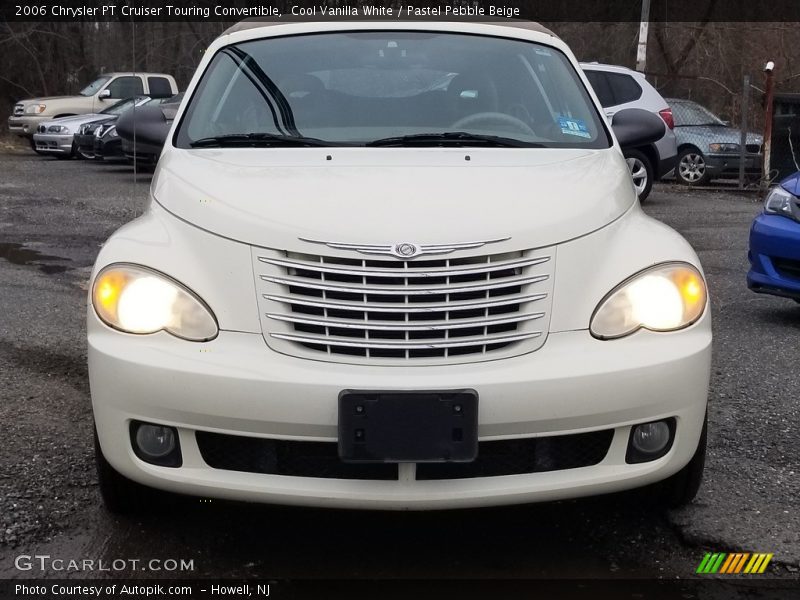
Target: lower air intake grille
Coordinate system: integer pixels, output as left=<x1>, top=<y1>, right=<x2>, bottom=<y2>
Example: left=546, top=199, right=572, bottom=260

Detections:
left=195, top=431, right=398, bottom=480
left=195, top=430, right=613, bottom=481
left=772, top=257, right=800, bottom=280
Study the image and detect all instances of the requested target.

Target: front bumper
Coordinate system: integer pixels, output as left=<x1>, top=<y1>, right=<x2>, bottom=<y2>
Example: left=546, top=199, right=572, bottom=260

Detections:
left=90, top=315, right=711, bottom=510
left=656, top=153, right=678, bottom=180
left=75, top=133, right=96, bottom=157
left=95, top=136, right=123, bottom=159
left=747, top=213, right=800, bottom=299
left=8, top=115, right=47, bottom=137
left=32, top=132, right=74, bottom=155
left=705, top=152, right=762, bottom=177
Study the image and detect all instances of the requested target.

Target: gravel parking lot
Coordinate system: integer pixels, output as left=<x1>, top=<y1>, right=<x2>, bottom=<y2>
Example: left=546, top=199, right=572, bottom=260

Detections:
left=0, top=148, right=798, bottom=586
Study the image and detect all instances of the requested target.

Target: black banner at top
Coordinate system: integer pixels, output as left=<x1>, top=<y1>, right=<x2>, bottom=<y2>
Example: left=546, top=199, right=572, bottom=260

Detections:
left=2, top=0, right=800, bottom=23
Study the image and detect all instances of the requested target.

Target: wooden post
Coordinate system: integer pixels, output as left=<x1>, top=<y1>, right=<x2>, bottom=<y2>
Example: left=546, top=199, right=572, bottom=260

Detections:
left=739, top=74, right=750, bottom=189
left=636, top=0, right=651, bottom=73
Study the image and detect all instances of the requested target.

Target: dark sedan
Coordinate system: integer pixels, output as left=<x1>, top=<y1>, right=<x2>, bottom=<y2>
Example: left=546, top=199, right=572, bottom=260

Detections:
left=76, top=95, right=177, bottom=161
left=119, top=93, right=184, bottom=166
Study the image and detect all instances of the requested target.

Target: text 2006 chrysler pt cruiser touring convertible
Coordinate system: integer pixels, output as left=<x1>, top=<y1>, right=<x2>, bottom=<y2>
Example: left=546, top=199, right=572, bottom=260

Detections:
left=89, top=21, right=711, bottom=513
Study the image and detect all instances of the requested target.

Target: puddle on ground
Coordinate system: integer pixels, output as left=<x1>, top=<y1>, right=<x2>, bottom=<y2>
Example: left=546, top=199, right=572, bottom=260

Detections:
left=0, top=242, right=71, bottom=274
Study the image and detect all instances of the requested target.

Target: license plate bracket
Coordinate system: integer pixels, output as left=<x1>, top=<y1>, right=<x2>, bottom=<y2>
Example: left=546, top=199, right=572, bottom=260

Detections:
left=338, top=390, right=478, bottom=463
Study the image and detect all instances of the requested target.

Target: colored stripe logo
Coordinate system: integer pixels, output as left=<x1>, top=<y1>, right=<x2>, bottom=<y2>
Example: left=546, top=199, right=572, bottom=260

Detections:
left=696, top=552, right=773, bottom=574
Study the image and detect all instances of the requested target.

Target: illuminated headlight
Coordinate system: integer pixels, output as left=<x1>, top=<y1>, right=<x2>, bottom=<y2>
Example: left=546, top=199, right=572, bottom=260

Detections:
left=764, top=185, right=797, bottom=220
left=92, top=264, right=218, bottom=341
left=590, top=263, right=707, bottom=339
left=25, top=104, right=46, bottom=114
left=708, top=143, right=739, bottom=153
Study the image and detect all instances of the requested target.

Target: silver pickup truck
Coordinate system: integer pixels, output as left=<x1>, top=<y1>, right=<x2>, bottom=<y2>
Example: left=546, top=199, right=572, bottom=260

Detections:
left=9, top=72, right=178, bottom=150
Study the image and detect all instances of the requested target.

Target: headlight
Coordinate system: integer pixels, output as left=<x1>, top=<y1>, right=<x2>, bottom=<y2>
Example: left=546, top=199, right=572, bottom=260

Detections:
left=25, top=104, right=46, bottom=114
left=47, top=125, right=70, bottom=134
left=708, top=143, right=739, bottom=153
left=105, top=126, right=118, bottom=138
left=764, top=185, right=797, bottom=220
left=92, top=264, right=218, bottom=341
left=590, top=263, right=707, bottom=340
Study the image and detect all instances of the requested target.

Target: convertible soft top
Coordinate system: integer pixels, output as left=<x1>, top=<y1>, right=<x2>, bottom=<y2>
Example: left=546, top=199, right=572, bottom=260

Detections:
left=222, top=19, right=556, bottom=39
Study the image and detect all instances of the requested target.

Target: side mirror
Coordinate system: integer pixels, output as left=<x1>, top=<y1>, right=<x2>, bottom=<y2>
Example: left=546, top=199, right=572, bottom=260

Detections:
left=116, top=105, right=171, bottom=147
left=611, top=108, right=666, bottom=150
left=98, top=89, right=112, bottom=99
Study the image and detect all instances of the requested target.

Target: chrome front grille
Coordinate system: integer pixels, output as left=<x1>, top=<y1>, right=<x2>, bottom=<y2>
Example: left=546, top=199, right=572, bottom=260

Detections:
left=254, top=246, right=555, bottom=364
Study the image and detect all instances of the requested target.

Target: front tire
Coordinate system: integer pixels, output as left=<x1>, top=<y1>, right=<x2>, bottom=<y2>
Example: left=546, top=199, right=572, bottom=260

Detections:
left=95, top=428, right=172, bottom=514
left=676, top=148, right=711, bottom=186
left=656, top=412, right=708, bottom=508
left=624, top=149, right=653, bottom=202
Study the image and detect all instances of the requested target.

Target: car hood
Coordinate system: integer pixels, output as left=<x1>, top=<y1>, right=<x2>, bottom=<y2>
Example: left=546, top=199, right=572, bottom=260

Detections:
left=675, top=125, right=763, bottom=146
left=18, top=96, right=79, bottom=105
left=40, top=113, right=105, bottom=128
left=151, top=147, right=635, bottom=251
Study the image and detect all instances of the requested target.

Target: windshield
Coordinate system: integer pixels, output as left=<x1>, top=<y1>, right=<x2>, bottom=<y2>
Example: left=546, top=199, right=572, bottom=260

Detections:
left=175, top=31, right=609, bottom=149
left=80, top=76, right=111, bottom=97
left=671, top=101, right=726, bottom=127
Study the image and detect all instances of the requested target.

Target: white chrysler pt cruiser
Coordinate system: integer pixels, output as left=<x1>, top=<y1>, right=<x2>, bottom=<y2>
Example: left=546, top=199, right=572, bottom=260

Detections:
left=89, top=20, right=712, bottom=513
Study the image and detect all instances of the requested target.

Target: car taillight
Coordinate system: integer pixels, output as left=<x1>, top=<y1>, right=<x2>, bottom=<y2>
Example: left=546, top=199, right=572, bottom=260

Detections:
left=659, top=108, right=675, bottom=130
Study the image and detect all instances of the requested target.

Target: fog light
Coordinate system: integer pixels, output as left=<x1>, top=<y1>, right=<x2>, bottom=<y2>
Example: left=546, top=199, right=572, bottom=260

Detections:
left=130, top=422, right=182, bottom=467
left=136, top=425, right=176, bottom=457
left=626, top=419, right=675, bottom=463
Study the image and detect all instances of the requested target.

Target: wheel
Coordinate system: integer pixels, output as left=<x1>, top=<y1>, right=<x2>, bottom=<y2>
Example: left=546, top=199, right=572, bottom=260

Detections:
left=676, top=148, right=711, bottom=186
left=656, top=412, right=708, bottom=508
left=77, top=147, right=94, bottom=160
left=624, top=149, right=653, bottom=202
left=451, top=112, right=536, bottom=136
left=95, top=427, right=173, bottom=514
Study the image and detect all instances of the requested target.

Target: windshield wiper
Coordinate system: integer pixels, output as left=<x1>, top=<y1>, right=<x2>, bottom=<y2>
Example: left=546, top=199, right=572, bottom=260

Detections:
left=366, top=132, right=542, bottom=148
left=190, top=133, right=336, bottom=148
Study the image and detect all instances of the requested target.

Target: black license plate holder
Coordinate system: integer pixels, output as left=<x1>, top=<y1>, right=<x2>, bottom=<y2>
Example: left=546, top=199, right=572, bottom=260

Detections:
left=338, top=390, right=478, bottom=463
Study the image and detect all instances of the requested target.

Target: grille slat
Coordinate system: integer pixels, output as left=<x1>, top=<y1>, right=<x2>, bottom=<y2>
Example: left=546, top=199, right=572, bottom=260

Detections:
left=266, top=311, right=545, bottom=331
left=264, top=292, right=548, bottom=313
left=270, top=331, right=541, bottom=350
left=261, top=273, right=549, bottom=295
left=255, top=248, right=553, bottom=362
left=259, top=255, right=550, bottom=278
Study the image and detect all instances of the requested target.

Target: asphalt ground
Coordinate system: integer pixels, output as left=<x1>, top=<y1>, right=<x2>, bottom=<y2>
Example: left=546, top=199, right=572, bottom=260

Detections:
left=0, top=147, right=798, bottom=594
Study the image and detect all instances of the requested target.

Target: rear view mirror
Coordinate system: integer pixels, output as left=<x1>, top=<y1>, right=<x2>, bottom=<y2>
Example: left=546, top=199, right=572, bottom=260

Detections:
left=611, top=108, right=666, bottom=150
left=98, top=89, right=111, bottom=99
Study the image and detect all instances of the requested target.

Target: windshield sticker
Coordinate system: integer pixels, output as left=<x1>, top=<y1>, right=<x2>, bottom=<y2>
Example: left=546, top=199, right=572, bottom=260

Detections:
left=558, top=116, right=592, bottom=138
left=535, top=48, right=552, bottom=56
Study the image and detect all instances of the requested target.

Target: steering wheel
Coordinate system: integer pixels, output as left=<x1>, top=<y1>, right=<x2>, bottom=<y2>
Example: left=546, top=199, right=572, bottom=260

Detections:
left=451, top=112, right=536, bottom=136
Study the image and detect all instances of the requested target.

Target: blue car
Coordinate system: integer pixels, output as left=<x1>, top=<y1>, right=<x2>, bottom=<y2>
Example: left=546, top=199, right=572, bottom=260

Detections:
left=748, top=172, right=800, bottom=301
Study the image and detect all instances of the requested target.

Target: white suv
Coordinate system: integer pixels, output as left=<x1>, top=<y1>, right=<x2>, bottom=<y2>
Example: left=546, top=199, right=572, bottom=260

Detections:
left=88, top=21, right=710, bottom=513
left=582, top=63, right=678, bottom=201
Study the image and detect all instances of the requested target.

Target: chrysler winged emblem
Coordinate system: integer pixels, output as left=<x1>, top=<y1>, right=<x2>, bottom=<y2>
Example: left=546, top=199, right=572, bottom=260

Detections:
left=298, top=237, right=510, bottom=259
